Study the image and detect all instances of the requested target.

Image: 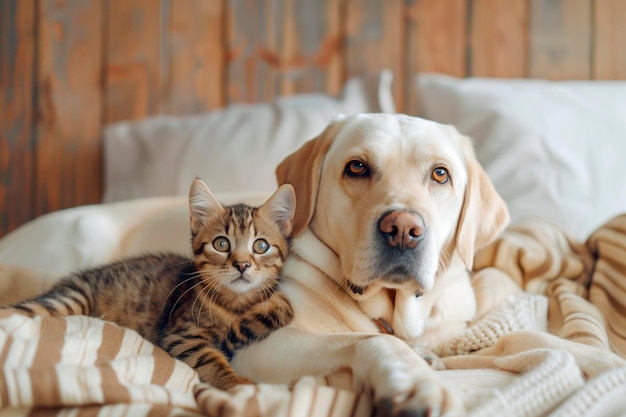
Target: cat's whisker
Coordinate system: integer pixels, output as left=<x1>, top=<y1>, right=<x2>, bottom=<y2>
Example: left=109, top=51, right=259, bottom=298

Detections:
left=197, top=274, right=222, bottom=323
left=165, top=259, right=196, bottom=270
left=256, top=281, right=269, bottom=316
left=208, top=280, right=224, bottom=324
left=197, top=284, right=214, bottom=327
left=207, top=278, right=223, bottom=317
left=163, top=274, right=202, bottom=308
left=191, top=284, right=207, bottom=325
left=259, top=279, right=274, bottom=316
left=167, top=278, right=206, bottom=322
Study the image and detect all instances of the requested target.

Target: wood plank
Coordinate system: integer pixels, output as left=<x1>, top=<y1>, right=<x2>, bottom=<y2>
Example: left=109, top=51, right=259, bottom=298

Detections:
left=325, top=0, right=344, bottom=96
left=470, top=0, right=528, bottom=77
left=593, top=0, right=626, bottom=79
left=169, top=0, right=226, bottom=114
left=279, top=0, right=343, bottom=96
left=105, top=0, right=164, bottom=122
left=345, top=0, right=405, bottom=111
left=226, top=0, right=277, bottom=102
left=407, top=0, right=468, bottom=114
left=271, top=0, right=292, bottom=96
left=0, top=0, right=35, bottom=237
left=529, top=0, right=592, bottom=80
left=36, top=0, right=103, bottom=216
left=226, top=0, right=343, bottom=103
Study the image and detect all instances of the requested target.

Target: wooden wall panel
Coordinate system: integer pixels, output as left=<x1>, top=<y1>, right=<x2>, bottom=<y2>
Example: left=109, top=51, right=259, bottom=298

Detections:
left=4, top=0, right=626, bottom=237
left=105, top=0, right=164, bottom=123
left=529, top=0, right=592, bottom=79
left=36, top=0, right=103, bottom=215
left=324, top=0, right=345, bottom=96
left=226, top=0, right=278, bottom=102
left=0, top=0, right=35, bottom=236
left=345, top=0, right=404, bottom=111
left=282, top=0, right=344, bottom=96
left=470, top=0, right=528, bottom=77
left=170, top=0, right=226, bottom=113
left=406, top=0, right=468, bottom=114
left=226, top=0, right=343, bottom=103
left=593, top=0, right=626, bottom=79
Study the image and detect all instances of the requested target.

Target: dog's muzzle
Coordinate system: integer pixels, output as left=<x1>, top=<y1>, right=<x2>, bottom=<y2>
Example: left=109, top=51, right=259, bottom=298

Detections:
left=378, top=210, right=425, bottom=251
left=371, top=210, right=431, bottom=286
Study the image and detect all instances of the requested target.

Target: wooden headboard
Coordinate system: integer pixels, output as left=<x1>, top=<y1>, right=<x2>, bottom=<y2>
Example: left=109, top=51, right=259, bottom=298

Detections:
left=1, top=0, right=625, bottom=238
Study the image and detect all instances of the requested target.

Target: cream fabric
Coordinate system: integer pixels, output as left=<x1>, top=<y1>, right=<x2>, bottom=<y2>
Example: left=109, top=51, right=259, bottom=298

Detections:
left=2, top=215, right=626, bottom=416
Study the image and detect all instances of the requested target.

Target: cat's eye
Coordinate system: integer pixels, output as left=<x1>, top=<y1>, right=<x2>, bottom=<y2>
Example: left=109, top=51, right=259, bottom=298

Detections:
left=345, top=160, right=370, bottom=177
left=431, top=166, right=449, bottom=184
left=253, top=239, right=270, bottom=254
left=212, top=237, right=230, bottom=252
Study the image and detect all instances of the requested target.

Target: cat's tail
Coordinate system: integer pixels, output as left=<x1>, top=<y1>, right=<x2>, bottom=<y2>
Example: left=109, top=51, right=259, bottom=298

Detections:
left=9, top=279, right=93, bottom=319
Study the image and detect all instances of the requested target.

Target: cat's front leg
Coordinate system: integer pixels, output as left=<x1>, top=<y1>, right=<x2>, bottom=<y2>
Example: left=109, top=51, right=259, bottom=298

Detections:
left=164, top=334, right=254, bottom=390
left=196, top=349, right=255, bottom=390
left=224, top=292, right=294, bottom=354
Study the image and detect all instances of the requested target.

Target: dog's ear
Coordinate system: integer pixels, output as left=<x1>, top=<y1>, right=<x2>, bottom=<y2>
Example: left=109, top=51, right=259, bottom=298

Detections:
left=276, top=123, right=337, bottom=237
left=455, top=135, right=510, bottom=269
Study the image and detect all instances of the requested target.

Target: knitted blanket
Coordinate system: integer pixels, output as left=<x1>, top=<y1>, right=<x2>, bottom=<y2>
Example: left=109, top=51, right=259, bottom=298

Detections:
left=2, top=215, right=626, bottom=416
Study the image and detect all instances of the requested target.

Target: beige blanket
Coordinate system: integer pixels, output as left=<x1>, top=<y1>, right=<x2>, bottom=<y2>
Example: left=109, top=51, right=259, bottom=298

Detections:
left=2, top=215, right=626, bottom=416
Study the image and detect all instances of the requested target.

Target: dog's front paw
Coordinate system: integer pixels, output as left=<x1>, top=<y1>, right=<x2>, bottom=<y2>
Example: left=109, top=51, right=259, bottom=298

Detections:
left=366, top=337, right=462, bottom=416
left=411, top=345, right=446, bottom=371
left=353, top=335, right=463, bottom=416
left=375, top=375, right=461, bottom=417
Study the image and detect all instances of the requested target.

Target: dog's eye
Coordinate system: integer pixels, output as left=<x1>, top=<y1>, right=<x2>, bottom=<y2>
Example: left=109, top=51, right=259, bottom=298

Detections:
left=431, top=167, right=449, bottom=184
left=253, top=238, right=270, bottom=254
left=212, top=237, right=231, bottom=252
left=345, top=160, right=369, bottom=177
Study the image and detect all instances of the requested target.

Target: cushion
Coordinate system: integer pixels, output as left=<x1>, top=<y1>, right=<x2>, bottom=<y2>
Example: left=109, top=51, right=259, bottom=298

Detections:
left=0, top=264, right=59, bottom=304
left=103, top=71, right=395, bottom=203
left=417, top=74, right=626, bottom=240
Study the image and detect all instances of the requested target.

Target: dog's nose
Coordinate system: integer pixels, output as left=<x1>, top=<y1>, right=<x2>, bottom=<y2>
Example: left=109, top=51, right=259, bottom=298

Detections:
left=378, top=211, right=425, bottom=251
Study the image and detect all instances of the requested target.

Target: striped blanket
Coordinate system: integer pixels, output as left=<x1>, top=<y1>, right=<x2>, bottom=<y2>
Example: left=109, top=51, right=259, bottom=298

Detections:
left=2, top=215, right=626, bottom=417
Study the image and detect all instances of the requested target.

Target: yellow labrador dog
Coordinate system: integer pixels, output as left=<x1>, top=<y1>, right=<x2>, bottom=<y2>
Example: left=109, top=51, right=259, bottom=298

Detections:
left=232, top=114, right=509, bottom=415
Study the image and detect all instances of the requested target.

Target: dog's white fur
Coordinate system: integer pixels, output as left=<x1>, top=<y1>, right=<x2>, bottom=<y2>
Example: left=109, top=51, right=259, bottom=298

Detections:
left=232, top=114, right=509, bottom=415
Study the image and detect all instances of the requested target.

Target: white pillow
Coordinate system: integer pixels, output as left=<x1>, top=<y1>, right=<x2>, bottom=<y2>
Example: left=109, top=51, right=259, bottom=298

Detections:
left=417, top=74, right=626, bottom=240
left=103, top=71, right=394, bottom=203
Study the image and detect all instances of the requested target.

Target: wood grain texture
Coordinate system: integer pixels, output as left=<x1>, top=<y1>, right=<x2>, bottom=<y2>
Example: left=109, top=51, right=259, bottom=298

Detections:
left=470, top=0, right=528, bottom=77
left=407, top=0, right=468, bottom=114
left=170, top=0, right=226, bottom=113
left=0, top=0, right=35, bottom=237
left=593, top=0, right=626, bottom=79
left=105, top=0, right=164, bottom=122
left=36, top=0, right=103, bottom=216
left=5, top=0, right=626, bottom=237
left=226, top=0, right=343, bottom=103
left=285, top=0, right=344, bottom=96
left=345, top=0, right=404, bottom=111
left=325, top=0, right=345, bottom=96
left=529, top=0, right=592, bottom=79
left=226, top=0, right=273, bottom=102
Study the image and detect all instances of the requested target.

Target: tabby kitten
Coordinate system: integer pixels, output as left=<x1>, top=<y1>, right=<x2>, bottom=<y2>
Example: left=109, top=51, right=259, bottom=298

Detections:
left=9, top=179, right=295, bottom=391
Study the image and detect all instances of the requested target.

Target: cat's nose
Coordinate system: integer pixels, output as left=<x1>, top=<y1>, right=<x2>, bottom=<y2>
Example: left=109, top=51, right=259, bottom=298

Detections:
left=233, top=262, right=251, bottom=273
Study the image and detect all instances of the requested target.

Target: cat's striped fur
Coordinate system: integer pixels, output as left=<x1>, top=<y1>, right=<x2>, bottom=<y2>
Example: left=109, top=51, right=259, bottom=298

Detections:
left=9, top=179, right=296, bottom=391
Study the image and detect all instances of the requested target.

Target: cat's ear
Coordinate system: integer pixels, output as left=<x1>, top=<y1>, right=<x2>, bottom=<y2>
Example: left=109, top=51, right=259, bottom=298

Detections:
left=189, top=178, right=224, bottom=235
left=259, top=184, right=296, bottom=237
